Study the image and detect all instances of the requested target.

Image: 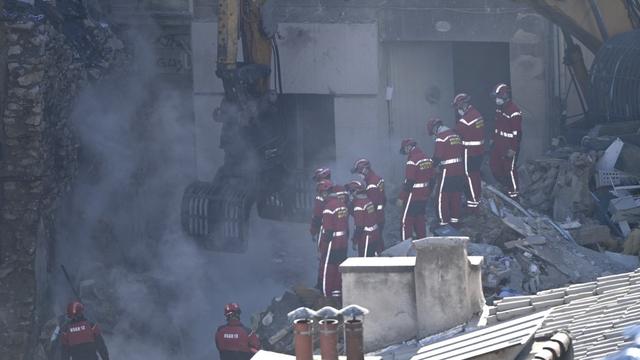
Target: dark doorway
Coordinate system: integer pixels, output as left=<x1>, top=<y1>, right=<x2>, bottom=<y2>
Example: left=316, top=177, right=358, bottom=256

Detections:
left=453, top=42, right=511, bottom=134
left=278, top=95, right=335, bottom=170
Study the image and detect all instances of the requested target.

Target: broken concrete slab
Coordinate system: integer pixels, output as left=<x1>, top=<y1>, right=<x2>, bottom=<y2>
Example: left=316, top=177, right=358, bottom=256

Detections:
left=504, top=236, right=547, bottom=249
left=605, top=251, right=639, bottom=270
left=569, top=224, right=612, bottom=247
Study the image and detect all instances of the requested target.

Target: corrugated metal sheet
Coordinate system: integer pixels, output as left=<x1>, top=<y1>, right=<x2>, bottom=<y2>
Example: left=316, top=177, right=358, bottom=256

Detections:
left=411, top=311, right=549, bottom=360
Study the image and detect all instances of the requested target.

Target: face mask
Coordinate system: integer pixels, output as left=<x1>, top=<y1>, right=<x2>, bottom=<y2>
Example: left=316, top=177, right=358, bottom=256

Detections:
left=496, top=98, right=505, bottom=106
left=457, top=109, right=465, bottom=116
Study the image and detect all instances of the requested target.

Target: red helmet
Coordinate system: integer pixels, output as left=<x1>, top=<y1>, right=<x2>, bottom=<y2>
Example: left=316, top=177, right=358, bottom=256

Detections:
left=351, top=158, right=371, bottom=174
left=312, top=168, right=331, bottom=181
left=427, top=117, right=443, bottom=136
left=452, top=93, right=471, bottom=108
left=316, top=179, right=334, bottom=193
left=491, top=83, right=511, bottom=99
left=224, top=303, right=241, bottom=317
left=346, top=180, right=365, bottom=194
left=400, top=138, right=417, bottom=154
left=66, top=301, right=84, bottom=318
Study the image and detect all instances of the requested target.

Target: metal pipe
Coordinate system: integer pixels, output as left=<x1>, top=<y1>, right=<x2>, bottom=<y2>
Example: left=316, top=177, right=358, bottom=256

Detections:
left=318, top=319, right=339, bottom=360
left=345, top=319, right=364, bottom=360
left=589, top=0, right=610, bottom=40
left=293, top=319, right=314, bottom=360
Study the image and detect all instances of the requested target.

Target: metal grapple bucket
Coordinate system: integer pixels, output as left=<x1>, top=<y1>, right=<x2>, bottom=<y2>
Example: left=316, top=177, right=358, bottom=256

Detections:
left=181, top=181, right=252, bottom=253
left=257, top=169, right=314, bottom=223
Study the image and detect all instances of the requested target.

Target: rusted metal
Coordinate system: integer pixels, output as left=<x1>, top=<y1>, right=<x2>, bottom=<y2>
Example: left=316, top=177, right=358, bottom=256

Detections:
left=318, top=319, right=339, bottom=360
left=345, top=319, right=364, bottom=360
left=293, top=319, right=313, bottom=360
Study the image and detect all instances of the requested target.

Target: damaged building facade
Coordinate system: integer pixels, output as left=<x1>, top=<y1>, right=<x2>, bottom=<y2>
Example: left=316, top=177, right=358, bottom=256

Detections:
left=192, top=0, right=556, bottom=185
left=1, top=0, right=638, bottom=359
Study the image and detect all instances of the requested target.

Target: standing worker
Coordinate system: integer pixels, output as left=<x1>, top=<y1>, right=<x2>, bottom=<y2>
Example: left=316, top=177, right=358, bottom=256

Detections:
left=453, top=93, right=485, bottom=210
left=60, top=301, right=110, bottom=360
left=310, top=168, right=331, bottom=244
left=215, top=303, right=261, bottom=360
left=351, top=158, right=386, bottom=233
left=489, top=83, right=522, bottom=199
left=427, top=117, right=465, bottom=228
left=319, top=180, right=349, bottom=299
left=397, top=138, right=435, bottom=240
left=346, top=180, right=383, bottom=257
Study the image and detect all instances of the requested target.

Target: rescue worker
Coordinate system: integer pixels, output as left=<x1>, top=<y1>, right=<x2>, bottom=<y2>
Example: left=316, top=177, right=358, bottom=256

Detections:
left=351, top=158, right=386, bottom=232
left=319, top=179, right=349, bottom=299
left=215, top=303, right=260, bottom=360
left=346, top=180, right=383, bottom=257
left=310, top=168, right=331, bottom=244
left=428, top=117, right=465, bottom=227
left=489, top=83, right=522, bottom=199
left=397, top=138, right=435, bottom=240
left=453, top=93, right=485, bottom=210
left=60, top=301, right=109, bottom=360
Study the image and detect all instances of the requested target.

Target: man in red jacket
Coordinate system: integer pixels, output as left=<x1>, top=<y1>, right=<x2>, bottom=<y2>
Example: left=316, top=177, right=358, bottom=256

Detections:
left=60, top=301, right=109, bottom=360
left=453, top=93, right=485, bottom=210
left=489, top=83, right=522, bottom=199
left=347, top=180, right=383, bottom=257
left=397, top=138, right=435, bottom=240
left=319, top=180, right=349, bottom=299
left=351, top=158, right=386, bottom=231
left=428, top=117, right=465, bottom=227
left=215, top=303, right=260, bottom=360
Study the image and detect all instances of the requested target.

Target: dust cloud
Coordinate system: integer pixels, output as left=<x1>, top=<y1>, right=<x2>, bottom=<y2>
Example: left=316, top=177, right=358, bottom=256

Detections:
left=51, top=27, right=315, bottom=360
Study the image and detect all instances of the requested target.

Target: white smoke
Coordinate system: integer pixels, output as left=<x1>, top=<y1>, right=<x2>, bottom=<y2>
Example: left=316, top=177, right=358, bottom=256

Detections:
left=53, top=26, right=316, bottom=360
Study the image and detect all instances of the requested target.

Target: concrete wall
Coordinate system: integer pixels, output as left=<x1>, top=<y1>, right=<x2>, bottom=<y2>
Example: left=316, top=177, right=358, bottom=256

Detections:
left=341, top=257, right=417, bottom=352
left=341, top=237, right=485, bottom=351
left=413, top=237, right=485, bottom=338
left=190, top=1, right=554, bottom=182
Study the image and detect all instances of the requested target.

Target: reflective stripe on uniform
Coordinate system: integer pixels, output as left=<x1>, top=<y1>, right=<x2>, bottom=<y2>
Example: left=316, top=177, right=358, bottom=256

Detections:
left=435, top=135, right=459, bottom=142
left=364, top=224, right=378, bottom=232
left=438, top=168, right=447, bottom=224
left=459, top=117, right=482, bottom=126
left=441, top=158, right=462, bottom=165
left=462, top=140, right=484, bottom=146
left=376, top=205, right=384, bottom=211
left=464, top=148, right=477, bottom=204
left=413, top=182, right=429, bottom=188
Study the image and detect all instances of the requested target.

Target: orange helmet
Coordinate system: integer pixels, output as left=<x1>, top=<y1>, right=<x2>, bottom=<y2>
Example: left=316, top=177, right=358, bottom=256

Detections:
left=491, top=83, right=511, bottom=99
left=312, top=168, right=331, bottom=182
left=224, top=303, right=241, bottom=317
left=427, top=117, right=443, bottom=136
left=452, top=93, right=471, bottom=108
left=66, top=301, right=84, bottom=319
left=351, top=158, right=371, bottom=174
left=346, top=180, right=365, bottom=194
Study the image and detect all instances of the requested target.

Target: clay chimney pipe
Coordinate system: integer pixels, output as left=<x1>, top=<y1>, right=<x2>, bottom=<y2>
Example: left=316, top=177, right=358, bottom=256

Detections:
left=318, top=318, right=339, bottom=360
left=293, top=319, right=313, bottom=360
left=345, top=319, right=364, bottom=360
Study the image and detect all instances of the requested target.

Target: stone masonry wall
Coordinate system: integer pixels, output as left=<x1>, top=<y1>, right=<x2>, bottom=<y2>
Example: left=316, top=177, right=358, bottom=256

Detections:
left=0, top=3, right=126, bottom=358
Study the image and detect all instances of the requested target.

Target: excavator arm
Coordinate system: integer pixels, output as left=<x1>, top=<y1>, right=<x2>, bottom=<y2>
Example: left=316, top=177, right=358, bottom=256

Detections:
left=516, top=0, right=639, bottom=119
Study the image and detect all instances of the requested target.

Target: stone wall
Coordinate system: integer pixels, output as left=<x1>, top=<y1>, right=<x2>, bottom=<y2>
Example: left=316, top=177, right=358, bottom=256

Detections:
left=0, top=3, right=126, bottom=358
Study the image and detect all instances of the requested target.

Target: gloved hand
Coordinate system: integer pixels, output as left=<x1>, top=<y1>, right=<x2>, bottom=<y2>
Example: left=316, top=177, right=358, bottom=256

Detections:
left=396, top=198, right=404, bottom=208
left=506, top=149, right=516, bottom=158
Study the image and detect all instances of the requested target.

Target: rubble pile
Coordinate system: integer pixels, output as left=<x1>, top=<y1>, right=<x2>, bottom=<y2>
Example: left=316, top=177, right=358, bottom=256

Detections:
left=253, top=287, right=325, bottom=354
left=0, top=1, right=127, bottom=357
left=519, top=152, right=595, bottom=222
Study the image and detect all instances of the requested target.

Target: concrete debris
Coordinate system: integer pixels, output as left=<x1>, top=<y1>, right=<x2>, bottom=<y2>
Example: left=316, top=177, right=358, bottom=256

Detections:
left=570, top=224, right=614, bottom=247
left=520, top=153, right=595, bottom=222
left=254, top=288, right=323, bottom=354
left=623, top=228, right=640, bottom=255
left=605, top=251, right=640, bottom=269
